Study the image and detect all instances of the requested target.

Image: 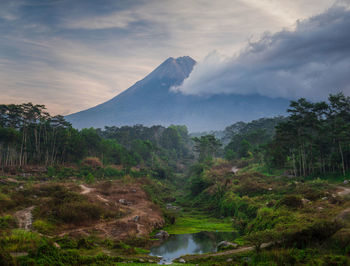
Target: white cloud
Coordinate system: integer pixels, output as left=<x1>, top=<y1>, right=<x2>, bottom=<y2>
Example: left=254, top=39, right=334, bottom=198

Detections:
left=175, top=2, right=350, bottom=100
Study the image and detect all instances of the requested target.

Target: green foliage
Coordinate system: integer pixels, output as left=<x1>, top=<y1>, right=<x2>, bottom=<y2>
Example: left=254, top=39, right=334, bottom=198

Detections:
left=277, top=195, right=303, bottom=209
left=0, top=215, right=16, bottom=230
left=0, top=245, right=14, bottom=266
left=269, top=93, right=350, bottom=177
left=223, top=117, right=285, bottom=161
left=85, top=172, right=95, bottom=184
left=244, top=229, right=276, bottom=252
left=103, top=166, right=124, bottom=178
left=32, top=220, right=55, bottom=235
left=219, top=192, right=257, bottom=219
left=163, top=214, right=234, bottom=234
left=3, top=229, right=45, bottom=252
left=17, top=242, right=124, bottom=265
left=193, top=135, right=222, bottom=162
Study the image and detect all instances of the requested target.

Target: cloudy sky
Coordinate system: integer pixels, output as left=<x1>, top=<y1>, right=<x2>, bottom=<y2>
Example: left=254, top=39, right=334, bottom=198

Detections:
left=0, top=0, right=344, bottom=115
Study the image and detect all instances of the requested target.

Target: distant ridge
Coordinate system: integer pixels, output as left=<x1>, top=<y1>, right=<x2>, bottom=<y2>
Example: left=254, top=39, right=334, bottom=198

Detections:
left=66, top=56, right=289, bottom=131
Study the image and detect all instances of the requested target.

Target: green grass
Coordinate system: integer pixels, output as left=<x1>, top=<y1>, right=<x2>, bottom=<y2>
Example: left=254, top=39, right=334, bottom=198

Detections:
left=163, top=213, right=235, bottom=234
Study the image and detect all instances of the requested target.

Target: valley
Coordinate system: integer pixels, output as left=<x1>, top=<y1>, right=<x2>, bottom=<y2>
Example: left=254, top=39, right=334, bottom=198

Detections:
left=3, top=96, right=350, bottom=265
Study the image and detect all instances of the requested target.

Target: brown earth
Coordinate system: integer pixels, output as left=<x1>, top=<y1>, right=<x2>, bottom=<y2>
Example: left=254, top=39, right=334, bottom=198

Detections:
left=58, top=179, right=165, bottom=240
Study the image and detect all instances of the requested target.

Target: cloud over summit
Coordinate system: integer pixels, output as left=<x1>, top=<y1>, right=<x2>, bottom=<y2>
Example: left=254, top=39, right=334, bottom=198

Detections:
left=175, top=2, right=350, bottom=100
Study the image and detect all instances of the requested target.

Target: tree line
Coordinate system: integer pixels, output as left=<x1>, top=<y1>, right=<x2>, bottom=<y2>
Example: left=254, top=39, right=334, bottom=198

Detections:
left=0, top=103, right=193, bottom=173
left=269, top=93, right=350, bottom=176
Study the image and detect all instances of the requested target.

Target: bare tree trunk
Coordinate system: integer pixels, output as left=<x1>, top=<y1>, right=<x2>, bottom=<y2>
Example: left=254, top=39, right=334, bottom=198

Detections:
left=339, top=141, right=346, bottom=176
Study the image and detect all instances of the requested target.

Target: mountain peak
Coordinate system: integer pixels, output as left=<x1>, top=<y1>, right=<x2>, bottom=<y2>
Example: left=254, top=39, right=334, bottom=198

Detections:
left=148, top=56, right=196, bottom=81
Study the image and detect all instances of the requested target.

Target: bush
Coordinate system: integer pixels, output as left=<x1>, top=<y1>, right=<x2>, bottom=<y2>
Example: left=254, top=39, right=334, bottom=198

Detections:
left=56, top=201, right=102, bottom=224
left=0, top=215, right=16, bottom=230
left=279, top=220, right=343, bottom=247
left=82, top=157, right=103, bottom=169
left=104, top=166, right=123, bottom=178
left=3, top=229, right=45, bottom=252
left=244, top=230, right=277, bottom=252
left=85, top=173, right=95, bottom=184
left=0, top=246, right=14, bottom=266
left=0, top=192, right=14, bottom=211
left=277, top=195, right=303, bottom=209
left=33, top=220, right=55, bottom=234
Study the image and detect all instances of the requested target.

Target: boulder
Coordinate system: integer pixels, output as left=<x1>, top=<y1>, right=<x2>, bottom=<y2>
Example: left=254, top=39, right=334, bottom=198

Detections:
left=217, top=241, right=238, bottom=251
left=179, top=258, right=186, bottom=263
left=155, top=230, right=169, bottom=239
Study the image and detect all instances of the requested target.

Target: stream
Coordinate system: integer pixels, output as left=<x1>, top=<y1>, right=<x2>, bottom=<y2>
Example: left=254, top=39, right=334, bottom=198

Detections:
left=149, top=231, right=238, bottom=264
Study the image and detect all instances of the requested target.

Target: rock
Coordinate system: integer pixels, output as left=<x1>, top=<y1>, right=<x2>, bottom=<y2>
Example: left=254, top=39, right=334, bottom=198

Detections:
left=302, top=198, right=310, bottom=205
left=268, top=187, right=272, bottom=191
left=155, top=230, right=169, bottom=239
left=119, top=199, right=132, bottom=205
left=119, top=199, right=127, bottom=205
left=317, top=206, right=324, bottom=211
left=344, top=180, right=349, bottom=184
left=179, top=258, right=186, bottom=263
left=217, top=241, right=238, bottom=250
left=133, top=215, right=140, bottom=222
left=139, top=258, right=144, bottom=262
left=53, top=242, right=61, bottom=249
left=148, top=260, right=154, bottom=263
left=322, top=197, right=328, bottom=201
left=131, top=189, right=137, bottom=193
left=226, top=258, right=233, bottom=262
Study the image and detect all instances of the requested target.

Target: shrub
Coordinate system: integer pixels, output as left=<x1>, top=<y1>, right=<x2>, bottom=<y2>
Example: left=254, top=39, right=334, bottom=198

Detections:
left=82, top=157, right=102, bottom=169
left=47, top=166, right=56, bottom=178
left=85, top=173, right=95, bottom=184
left=0, top=246, right=14, bottom=266
left=77, top=238, right=95, bottom=249
left=0, top=215, right=16, bottom=230
left=279, top=220, right=343, bottom=247
left=104, top=166, right=123, bottom=178
left=33, top=220, right=55, bottom=234
left=0, top=192, right=14, bottom=211
left=3, top=229, right=45, bottom=252
left=277, top=195, right=303, bottom=209
left=244, top=229, right=277, bottom=252
left=56, top=201, right=102, bottom=224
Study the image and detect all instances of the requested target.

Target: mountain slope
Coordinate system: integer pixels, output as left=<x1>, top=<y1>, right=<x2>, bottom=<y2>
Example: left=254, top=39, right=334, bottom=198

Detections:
left=66, top=56, right=289, bottom=131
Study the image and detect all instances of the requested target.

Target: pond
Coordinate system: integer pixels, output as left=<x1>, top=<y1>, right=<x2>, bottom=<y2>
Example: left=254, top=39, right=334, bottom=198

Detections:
left=149, top=231, right=238, bottom=264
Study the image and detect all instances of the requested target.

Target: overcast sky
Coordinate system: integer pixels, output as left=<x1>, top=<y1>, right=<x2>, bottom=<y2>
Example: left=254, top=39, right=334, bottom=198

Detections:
left=0, top=0, right=341, bottom=115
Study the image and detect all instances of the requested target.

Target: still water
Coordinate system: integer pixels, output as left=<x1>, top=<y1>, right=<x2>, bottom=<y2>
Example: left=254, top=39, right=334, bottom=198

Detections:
left=149, top=231, right=237, bottom=264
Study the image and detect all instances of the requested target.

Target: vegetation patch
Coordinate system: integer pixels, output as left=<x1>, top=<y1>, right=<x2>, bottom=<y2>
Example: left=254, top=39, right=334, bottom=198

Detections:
left=163, top=213, right=234, bottom=234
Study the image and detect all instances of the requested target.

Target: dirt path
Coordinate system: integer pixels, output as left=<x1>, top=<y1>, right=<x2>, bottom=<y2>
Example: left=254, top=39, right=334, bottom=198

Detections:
left=80, top=184, right=94, bottom=194
left=59, top=183, right=164, bottom=239
left=14, top=206, right=35, bottom=230
left=337, top=186, right=350, bottom=197
left=182, top=242, right=272, bottom=261
left=334, top=186, right=350, bottom=222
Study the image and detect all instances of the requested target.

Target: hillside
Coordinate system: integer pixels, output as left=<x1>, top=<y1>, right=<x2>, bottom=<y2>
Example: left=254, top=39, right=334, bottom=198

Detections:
left=66, top=56, right=289, bottom=131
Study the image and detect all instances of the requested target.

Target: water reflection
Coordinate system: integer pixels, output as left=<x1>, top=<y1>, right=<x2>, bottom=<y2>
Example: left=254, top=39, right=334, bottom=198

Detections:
left=149, top=231, right=237, bottom=264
